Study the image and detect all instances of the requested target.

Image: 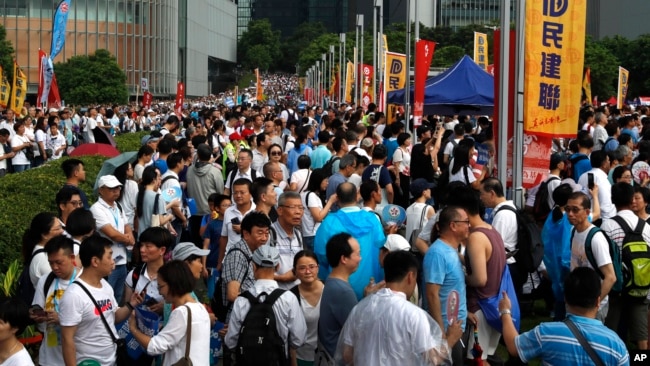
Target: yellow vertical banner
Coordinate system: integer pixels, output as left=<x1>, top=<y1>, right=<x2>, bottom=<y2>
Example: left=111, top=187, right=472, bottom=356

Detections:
left=255, top=68, right=263, bottom=101
left=329, top=63, right=339, bottom=98
left=344, top=61, right=354, bottom=104
left=473, top=32, right=488, bottom=70
left=582, top=67, right=592, bottom=105
left=617, top=67, right=629, bottom=110
left=10, top=60, right=27, bottom=115
left=0, top=65, right=10, bottom=108
left=384, top=52, right=406, bottom=124
left=523, top=0, right=587, bottom=137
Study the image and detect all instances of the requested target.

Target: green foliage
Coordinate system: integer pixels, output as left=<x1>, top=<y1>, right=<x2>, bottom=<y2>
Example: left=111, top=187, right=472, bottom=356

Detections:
left=238, top=19, right=282, bottom=72
left=584, top=36, right=620, bottom=99
left=432, top=46, right=467, bottom=67
left=0, top=25, right=14, bottom=82
left=54, top=49, right=128, bottom=105
left=0, top=133, right=141, bottom=272
left=0, top=260, right=20, bottom=298
left=279, top=22, right=328, bottom=72
left=298, top=33, right=341, bottom=76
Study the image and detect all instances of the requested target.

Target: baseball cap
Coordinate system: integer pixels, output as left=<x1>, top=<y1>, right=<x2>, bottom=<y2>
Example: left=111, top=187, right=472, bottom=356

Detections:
left=252, top=245, right=280, bottom=268
left=98, top=175, right=122, bottom=188
left=410, top=178, right=434, bottom=198
left=383, top=234, right=411, bottom=252
left=416, top=125, right=432, bottom=138
left=241, top=129, right=254, bottom=139
left=229, top=132, right=243, bottom=141
left=172, top=242, right=210, bottom=261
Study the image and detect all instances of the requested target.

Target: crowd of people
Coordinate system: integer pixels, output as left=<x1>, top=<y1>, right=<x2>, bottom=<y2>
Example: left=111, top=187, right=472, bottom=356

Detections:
left=0, top=87, right=645, bottom=365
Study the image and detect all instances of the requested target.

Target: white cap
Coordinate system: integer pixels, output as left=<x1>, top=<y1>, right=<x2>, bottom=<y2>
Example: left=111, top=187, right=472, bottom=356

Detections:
left=383, top=234, right=411, bottom=252
left=98, top=175, right=122, bottom=188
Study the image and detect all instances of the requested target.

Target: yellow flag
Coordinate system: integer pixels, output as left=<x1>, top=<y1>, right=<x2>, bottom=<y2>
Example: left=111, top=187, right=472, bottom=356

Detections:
left=523, top=0, right=587, bottom=137
left=10, top=61, right=27, bottom=115
left=0, top=65, right=10, bottom=108
left=617, top=67, right=629, bottom=110
left=329, top=63, right=339, bottom=99
left=582, top=67, right=592, bottom=105
left=344, top=61, right=354, bottom=104
left=384, top=52, right=406, bottom=124
left=473, top=32, right=488, bottom=70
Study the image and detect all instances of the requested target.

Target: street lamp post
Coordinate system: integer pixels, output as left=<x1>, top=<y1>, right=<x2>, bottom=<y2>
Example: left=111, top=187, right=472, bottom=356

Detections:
left=357, top=14, right=364, bottom=107
left=340, top=33, right=346, bottom=105
left=376, top=0, right=383, bottom=110
left=330, top=45, right=335, bottom=104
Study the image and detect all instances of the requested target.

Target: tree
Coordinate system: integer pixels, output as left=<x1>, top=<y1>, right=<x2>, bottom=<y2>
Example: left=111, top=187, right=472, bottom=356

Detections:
left=279, top=22, right=328, bottom=73
left=584, top=36, right=619, bottom=99
left=432, top=46, right=466, bottom=67
left=54, top=49, right=128, bottom=105
left=0, top=25, right=15, bottom=82
left=238, top=19, right=281, bottom=71
left=298, top=33, right=340, bottom=76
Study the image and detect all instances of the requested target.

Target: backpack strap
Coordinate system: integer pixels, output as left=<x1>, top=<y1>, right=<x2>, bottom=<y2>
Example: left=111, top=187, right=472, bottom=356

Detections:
left=298, top=171, right=311, bottom=193
left=263, top=288, right=286, bottom=305
left=289, top=285, right=301, bottom=306
left=43, top=272, right=57, bottom=299
left=495, top=205, right=518, bottom=255
left=611, top=215, right=633, bottom=234
left=161, top=175, right=179, bottom=185
left=583, top=227, right=608, bottom=278
left=463, top=166, right=471, bottom=185
left=130, top=263, right=146, bottom=290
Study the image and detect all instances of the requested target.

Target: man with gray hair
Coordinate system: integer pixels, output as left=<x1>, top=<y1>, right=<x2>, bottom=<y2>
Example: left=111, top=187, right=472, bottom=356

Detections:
left=271, top=191, right=304, bottom=289
left=326, top=154, right=357, bottom=203
left=592, top=111, right=608, bottom=151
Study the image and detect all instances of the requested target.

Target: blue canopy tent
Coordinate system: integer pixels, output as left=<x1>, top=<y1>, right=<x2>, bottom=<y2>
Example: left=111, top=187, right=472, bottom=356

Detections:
left=387, top=55, right=494, bottom=115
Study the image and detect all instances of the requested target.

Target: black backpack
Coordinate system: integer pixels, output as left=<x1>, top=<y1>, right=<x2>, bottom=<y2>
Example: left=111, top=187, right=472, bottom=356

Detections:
left=532, top=176, right=560, bottom=224
left=228, top=168, right=258, bottom=194
left=321, top=156, right=340, bottom=177
left=17, top=249, right=45, bottom=305
left=235, top=288, right=288, bottom=366
left=496, top=205, right=545, bottom=273
left=211, top=248, right=251, bottom=321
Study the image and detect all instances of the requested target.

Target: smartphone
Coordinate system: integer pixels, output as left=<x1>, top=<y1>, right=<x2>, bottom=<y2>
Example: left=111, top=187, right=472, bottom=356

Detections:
left=588, top=173, right=594, bottom=190
left=231, top=217, right=241, bottom=225
left=30, top=305, right=47, bottom=317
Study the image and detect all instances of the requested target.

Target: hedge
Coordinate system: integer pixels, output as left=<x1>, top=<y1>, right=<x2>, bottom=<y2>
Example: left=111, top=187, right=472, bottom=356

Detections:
left=0, top=131, right=148, bottom=272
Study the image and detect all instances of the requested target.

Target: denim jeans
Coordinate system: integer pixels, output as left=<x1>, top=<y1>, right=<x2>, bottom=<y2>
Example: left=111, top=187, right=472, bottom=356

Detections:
left=108, top=264, right=128, bottom=305
left=13, top=164, right=30, bottom=173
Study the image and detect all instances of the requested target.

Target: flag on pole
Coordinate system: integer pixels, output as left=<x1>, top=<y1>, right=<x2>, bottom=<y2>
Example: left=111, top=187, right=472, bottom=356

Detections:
left=255, top=68, right=263, bottom=101
left=360, top=64, right=374, bottom=110
left=414, top=40, right=436, bottom=127
left=473, top=32, right=488, bottom=70
left=174, top=81, right=184, bottom=116
left=617, top=67, right=629, bottom=109
left=51, top=0, right=71, bottom=60
left=142, top=91, right=153, bottom=109
left=0, top=65, right=10, bottom=108
left=329, top=63, right=339, bottom=102
left=582, top=67, right=592, bottom=105
left=10, top=60, right=27, bottom=115
left=344, top=61, right=354, bottom=104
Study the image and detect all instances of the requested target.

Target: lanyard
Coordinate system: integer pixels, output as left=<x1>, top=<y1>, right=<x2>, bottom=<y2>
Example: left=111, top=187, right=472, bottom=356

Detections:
left=52, top=268, right=77, bottom=313
left=109, top=205, right=119, bottom=227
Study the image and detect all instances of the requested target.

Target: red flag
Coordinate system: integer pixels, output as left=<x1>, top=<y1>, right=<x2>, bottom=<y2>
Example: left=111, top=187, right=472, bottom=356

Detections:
left=414, top=40, right=436, bottom=127
left=360, top=64, right=374, bottom=111
left=48, top=74, right=61, bottom=108
left=174, top=81, right=184, bottom=116
left=142, top=91, right=153, bottom=109
left=37, top=50, right=46, bottom=107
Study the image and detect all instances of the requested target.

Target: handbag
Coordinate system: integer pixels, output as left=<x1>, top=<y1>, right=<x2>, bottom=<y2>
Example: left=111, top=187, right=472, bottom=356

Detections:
left=477, top=265, right=521, bottom=333
left=408, top=204, right=430, bottom=253
left=314, top=340, right=334, bottom=366
left=73, top=281, right=129, bottom=366
left=170, top=305, right=193, bottom=366
left=151, top=193, right=163, bottom=227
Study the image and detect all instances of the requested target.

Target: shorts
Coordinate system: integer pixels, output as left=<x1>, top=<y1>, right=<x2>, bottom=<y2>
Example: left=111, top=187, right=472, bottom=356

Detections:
left=466, top=309, right=501, bottom=360
left=625, top=299, right=648, bottom=342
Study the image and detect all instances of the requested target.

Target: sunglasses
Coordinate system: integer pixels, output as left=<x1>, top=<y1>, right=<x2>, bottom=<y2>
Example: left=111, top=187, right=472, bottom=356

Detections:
left=270, top=151, right=282, bottom=156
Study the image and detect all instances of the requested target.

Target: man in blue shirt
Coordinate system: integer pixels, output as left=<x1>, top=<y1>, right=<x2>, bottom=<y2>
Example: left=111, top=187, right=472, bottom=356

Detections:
left=310, top=131, right=332, bottom=169
left=499, top=267, right=629, bottom=365
left=569, top=130, right=593, bottom=180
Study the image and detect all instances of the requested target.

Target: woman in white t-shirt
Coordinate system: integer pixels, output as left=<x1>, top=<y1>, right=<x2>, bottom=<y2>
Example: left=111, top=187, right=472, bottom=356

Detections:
left=0, top=298, right=35, bottom=366
left=300, top=169, right=337, bottom=252
left=392, top=132, right=412, bottom=208
left=129, top=260, right=210, bottom=366
left=290, top=155, right=312, bottom=193
left=448, top=142, right=484, bottom=190
left=115, top=161, right=139, bottom=232
left=10, top=120, right=33, bottom=172
left=24, top=212, right=65, bottom=287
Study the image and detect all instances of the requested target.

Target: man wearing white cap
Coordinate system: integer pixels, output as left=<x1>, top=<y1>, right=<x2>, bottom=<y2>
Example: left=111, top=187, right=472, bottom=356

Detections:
left=90, top=175, right=135, bottom=304
left=225, top=245, right=306, bottom=365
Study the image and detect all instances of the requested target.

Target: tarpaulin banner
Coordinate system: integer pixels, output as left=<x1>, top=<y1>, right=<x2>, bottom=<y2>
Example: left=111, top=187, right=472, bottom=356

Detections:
left=142, top=91, right=153, bottom=109
left=344, top=61, right=354, bottom=104
left=582, top=67, right=591, bottom=105
left=174, top=81, right=184, bottom=116
left=0, top=65, right=9, bottom=108
left=384, top=52, right=406, bottom=123
left=617, top=67, right=629, bottom=109
left=50, top=0, right=71, bottom=60
left=10, top=60, right=27, bottom=115
left=473, top=32, right=488, bottom=70
left=360, top=64, right=373, bottom=111
left=329, top=63, right=339, bottom=102
left=414, top=40, right=435, bottom=127
left=255, top=68, right=263, bottom=101
left=523, top=0, right=586, bottom=137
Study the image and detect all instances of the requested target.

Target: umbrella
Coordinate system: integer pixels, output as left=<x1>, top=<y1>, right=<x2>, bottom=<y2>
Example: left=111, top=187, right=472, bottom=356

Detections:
left=471, top=324, right=483, bottom=365
left=93, top=151, right=138, bottom=192
left=92, top=127, right=117, bottom=146
left=69, top=143, right=120, bottom=158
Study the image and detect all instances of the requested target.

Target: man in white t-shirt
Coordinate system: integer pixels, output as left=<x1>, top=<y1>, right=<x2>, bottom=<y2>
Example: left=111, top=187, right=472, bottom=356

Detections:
left=442, top=124, right=464, bottom=166
left=60, top=235, right=142, bottom=366
left=566, top=191, right=616, bottom=322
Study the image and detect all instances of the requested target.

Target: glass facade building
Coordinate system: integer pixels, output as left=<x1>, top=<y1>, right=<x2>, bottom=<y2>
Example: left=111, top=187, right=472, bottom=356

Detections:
left=1, top=0, right=238, bottom=97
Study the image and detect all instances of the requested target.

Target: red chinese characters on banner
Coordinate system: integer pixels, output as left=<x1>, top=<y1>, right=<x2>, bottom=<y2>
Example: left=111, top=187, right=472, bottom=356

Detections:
left=142, top=91, right=153, bottom=109
left=174, top=82, right=184, bottom=116
left=360, top=64, right=373, bottom=111
left=414, top=40, right=436, bottom=127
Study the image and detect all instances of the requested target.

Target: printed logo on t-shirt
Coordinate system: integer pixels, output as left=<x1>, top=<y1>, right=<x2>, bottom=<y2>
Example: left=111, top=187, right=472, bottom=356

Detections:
left=93, top=299, right=114, bottom=316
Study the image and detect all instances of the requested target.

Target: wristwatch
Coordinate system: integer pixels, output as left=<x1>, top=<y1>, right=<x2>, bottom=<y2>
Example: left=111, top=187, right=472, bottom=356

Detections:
left=499, top=308, right=512, bottom=318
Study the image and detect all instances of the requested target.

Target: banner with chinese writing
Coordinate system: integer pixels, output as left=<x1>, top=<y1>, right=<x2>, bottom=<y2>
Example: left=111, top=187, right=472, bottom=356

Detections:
left=329, top=63, right=339, bottom=102
left=523, top=0, right=587, bottom=137
left=142, top=91, right=152, bottom=109
left=473, top=32, right=488, bottom=70
left=414, top=40, right=435, bottom=127
left=384, top=52, right=406, bottom=124
left=360, top=64, right=373, bottom=111
left=174, top=81, right=184, bottom=116
left=582, top=67, right=591, bottom=105
left=0, top=65, right=9, bottom=108
left=344, top=61, right=354, bottom=104
left=617, top=67, right=629, bottom=109
left=10, top=60, right=27, bottom=115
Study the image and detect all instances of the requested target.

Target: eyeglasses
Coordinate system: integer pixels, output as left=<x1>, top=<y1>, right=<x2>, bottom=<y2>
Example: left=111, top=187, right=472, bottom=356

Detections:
left=67, top=200, right=83, bottom=207
left=452, top=220, right=470, bottom=226
left=296, top=264, right=318, bottom=272
left=564, top=206, right=584, bottom=213
left=621, top=174, right=633, bottom=180
left=270, top=151, right=282, bottom=156
left=281, top=205, right=304, bottom=211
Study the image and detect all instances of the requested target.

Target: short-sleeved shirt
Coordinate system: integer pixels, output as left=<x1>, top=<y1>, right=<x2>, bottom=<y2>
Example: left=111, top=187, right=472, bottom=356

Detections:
left=570, top=224, right=612, bottom=307
left=221, top=203, right=256, bottom=253
left=270, top=221, right=303, bottom=289
left=90, top=197, right=128, bottom=265
left=318, top=277, right=358, bottom=357
left=202, top=219, right=224, bottom=268
left=220, top=239, right=255, bottom=322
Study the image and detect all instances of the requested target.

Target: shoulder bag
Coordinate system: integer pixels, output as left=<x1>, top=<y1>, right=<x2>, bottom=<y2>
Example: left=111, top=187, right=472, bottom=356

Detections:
left=74, top=281, right=129, bottom=366
left=170, top=304, right=193, bottom=366
left=563, top=318, right=605, bottom=366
